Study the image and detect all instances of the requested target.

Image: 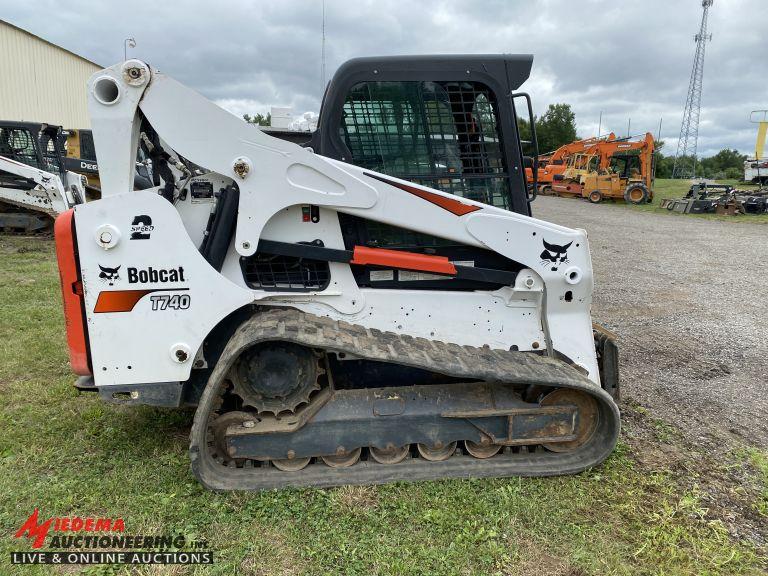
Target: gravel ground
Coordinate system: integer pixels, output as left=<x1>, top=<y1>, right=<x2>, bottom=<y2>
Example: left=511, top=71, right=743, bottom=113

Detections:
left=534, top=196, right=768, bottom=449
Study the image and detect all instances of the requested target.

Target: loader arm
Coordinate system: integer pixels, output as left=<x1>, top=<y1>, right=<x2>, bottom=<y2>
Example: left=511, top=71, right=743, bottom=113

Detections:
left=86, top=60, right=598, bottom=384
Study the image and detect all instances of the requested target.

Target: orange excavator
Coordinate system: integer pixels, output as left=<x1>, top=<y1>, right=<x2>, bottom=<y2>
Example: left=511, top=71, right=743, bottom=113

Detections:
left=536, top=133, right=617, bottom=194
left=550, top=132, right=655, bottom=204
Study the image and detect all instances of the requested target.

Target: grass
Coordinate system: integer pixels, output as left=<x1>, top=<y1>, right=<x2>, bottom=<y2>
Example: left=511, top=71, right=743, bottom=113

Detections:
left=737, top=449, right=768, bottom=518
left=1, top=236, right=766, bottom=575
left=590, top=178, right=768, bottom=223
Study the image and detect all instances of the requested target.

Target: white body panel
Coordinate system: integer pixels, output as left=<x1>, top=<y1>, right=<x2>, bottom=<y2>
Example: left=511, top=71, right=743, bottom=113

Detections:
left=76, top=61, right=600, bottom=389
left=77, top=191, right=254, bottom=383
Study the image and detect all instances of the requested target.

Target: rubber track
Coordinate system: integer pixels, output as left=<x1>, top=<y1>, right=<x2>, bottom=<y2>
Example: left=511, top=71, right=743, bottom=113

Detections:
left=0, top=205, right=53, bottom=235
left=189, top=308, right=621, bottom=491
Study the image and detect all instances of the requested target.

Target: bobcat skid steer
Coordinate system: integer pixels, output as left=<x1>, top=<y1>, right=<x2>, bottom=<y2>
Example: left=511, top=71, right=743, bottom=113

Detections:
left=54, top=57, right=620, bottom=491
left=1, top=122, right=87, bottom=233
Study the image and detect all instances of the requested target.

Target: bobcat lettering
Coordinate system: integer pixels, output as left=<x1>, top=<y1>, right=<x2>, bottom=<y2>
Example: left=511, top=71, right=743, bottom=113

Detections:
left=127, top=266, right=186, bottom=284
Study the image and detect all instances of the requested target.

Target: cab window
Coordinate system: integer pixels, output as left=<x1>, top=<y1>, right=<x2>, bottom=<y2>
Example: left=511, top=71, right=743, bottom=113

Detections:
left=340, top=80, right=511, bottom=209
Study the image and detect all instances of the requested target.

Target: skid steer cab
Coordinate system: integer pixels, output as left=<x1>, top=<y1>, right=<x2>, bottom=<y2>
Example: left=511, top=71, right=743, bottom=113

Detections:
left=54, top=55, right=620, bottom=491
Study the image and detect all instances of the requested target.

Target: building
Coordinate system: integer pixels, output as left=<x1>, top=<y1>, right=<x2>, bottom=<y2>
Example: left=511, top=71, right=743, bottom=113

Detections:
left=0, top=19, right=101, bottom=128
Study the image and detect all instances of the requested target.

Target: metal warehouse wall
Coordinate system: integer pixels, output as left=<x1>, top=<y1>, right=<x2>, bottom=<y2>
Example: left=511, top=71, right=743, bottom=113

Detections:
left=0, top=20, right=101, bottom=129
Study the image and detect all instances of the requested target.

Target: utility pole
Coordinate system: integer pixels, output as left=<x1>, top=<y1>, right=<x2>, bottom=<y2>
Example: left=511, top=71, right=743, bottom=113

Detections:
left=673, top=0, right=713, bottom=179
left=597, top=111, right=602, bottom=137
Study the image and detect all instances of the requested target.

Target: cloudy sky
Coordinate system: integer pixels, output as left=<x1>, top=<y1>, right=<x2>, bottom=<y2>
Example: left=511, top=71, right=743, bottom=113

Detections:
left=4, top=0, right=766, bottom=156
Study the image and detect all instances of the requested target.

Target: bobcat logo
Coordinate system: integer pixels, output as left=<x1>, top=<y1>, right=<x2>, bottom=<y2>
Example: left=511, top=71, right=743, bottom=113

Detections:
left=98, top=265, right=121, bottom=286
left=540, top=239, right=572, bottom=272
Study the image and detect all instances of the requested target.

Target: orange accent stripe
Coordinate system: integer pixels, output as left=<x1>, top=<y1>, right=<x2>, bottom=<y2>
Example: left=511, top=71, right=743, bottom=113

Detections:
left=351, top=246, right=457, bottom=275
left=94, top=290, right=155, bottom=313
left=54, top=209, right=91, bottom=375
left=364, top=172, right=482, bottom=216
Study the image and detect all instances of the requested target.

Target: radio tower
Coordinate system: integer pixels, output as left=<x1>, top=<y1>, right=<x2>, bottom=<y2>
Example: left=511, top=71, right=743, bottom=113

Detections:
left=673, top=0, right=713, bottom=179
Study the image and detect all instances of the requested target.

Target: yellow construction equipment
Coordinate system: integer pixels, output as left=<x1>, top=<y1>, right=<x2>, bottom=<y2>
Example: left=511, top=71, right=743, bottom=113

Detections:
left=551, top=132, right=655, bottom=204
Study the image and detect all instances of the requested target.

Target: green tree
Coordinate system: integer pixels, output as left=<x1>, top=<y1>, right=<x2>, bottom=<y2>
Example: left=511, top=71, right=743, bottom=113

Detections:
left=654, top=154, right=676, bottom=178
left=652, top=149, right=747, bottom=180
left=517, top=116, right=534, bottom=156
left=536, top=104, right=577, bottom=154
left=698, top=148, right=746, bottom=179
left=724, top=166, right=743, bottom=179
left=243, top=112, right=271, bottom=126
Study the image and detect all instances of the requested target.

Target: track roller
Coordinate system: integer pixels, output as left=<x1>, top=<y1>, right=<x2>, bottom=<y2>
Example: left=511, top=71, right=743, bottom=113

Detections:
left=321, top=447, right=362, bottom=468
left=417, top=442, right=457, bottom=462
left=272, top=456, right=311, bottom=471
left=369, top=444, right=411, bottom=465
left=464, top=440, right=501, bottom=459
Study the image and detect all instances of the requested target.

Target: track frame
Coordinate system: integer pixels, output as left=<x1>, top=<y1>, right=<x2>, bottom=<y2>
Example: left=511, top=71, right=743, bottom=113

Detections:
left=189, top=308, right=620, bottom=491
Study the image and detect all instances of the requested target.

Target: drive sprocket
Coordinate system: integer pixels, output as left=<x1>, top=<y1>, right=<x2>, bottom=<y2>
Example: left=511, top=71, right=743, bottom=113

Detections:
left=229, top=342, right=321, bottom=414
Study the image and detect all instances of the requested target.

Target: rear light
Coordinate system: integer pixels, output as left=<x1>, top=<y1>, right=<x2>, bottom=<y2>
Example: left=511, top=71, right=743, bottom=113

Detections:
left=54, top=209, right=92, bottom=375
